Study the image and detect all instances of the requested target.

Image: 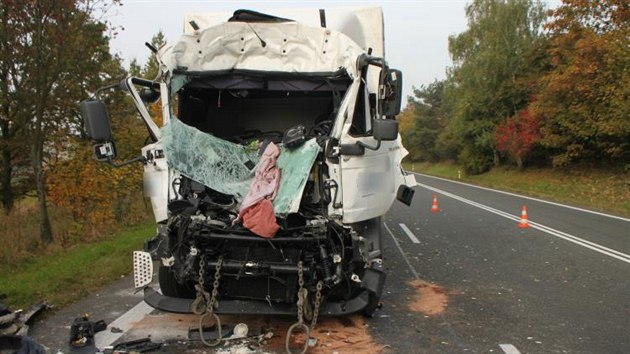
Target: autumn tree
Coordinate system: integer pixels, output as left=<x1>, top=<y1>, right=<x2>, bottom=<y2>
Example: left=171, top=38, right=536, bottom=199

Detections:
left=1, top=0, right=122, bottom=243
left=446, top=0, right=547, bottom=173
left=533, top=0, right=630, bottom=166
left=494, top=108, right=541, bottom=169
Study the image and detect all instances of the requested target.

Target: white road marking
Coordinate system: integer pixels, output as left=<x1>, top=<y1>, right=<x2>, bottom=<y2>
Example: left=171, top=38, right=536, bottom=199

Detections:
left=416, top=181, right=630, bottom=265
left=412, top=172, right=630, bottom=223
left=399, top=223, right=420, bottom=244
left=94, top=300, right=154, bottom=348
left=499, top=343, right=522, bottom=354
left=383, top=223, right=420, bottom=281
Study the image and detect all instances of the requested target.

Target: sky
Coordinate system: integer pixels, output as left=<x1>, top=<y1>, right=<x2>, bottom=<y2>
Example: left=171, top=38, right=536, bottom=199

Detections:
left=105, top=1, right=557, bottom=103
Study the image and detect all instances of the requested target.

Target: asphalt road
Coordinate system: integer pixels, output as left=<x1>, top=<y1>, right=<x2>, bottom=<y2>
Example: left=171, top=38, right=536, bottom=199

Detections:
left=29, top=173, right=630, bottom=353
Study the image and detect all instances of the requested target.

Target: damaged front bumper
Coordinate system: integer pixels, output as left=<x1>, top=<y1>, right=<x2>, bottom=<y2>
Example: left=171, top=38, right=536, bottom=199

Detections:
left=140, top=262, right=386, bottom=316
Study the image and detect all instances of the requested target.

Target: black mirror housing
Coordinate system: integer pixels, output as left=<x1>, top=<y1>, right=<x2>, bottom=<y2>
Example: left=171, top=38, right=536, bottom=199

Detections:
left=373, top=119, right=399, bottom=141
left=379, top=69, right=403, bottom=117
left=80, top=99, right=113, bottom=142
left=93, top=141, right=117, bottom=161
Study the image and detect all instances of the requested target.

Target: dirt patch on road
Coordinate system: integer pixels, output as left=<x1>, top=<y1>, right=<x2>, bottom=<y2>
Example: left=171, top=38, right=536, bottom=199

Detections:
left=407, top=280, right=448, bottom=316
left=226, top=315, right=384, bottom=354
left=124, top=312, right=386, bottom=353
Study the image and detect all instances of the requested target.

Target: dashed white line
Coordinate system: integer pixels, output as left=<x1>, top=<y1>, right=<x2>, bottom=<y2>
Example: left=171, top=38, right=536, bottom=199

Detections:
left=499, top=344, right=522, bottom=354
left=94, top=300, right=154, bottom=348
left=416, top=181, right=630, bottom=265
left=383, top=223, right=420, bottom=281
left=412, top=172, right=630, bottom=222
left=399, top=223, right=420, bottom=244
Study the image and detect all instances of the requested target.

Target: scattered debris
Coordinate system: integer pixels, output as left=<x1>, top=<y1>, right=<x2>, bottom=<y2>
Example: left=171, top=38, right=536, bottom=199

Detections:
left=0, top=300, right=48, bottom=336
left=101, top=337, right=161, bottom=354
left=69, top=315, right=107, bottom=352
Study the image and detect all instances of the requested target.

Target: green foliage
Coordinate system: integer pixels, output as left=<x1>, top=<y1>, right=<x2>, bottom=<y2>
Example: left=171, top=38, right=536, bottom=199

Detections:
left=405, top=81, right=449, bottom=162
left=445, top=0, right=547, bottom=173
left=0, top=222, right=154, bottom=309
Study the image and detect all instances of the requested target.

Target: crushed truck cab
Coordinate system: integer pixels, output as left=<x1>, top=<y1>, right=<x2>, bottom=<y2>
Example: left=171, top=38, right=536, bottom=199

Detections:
left=80, top=7, right=416, bottom=321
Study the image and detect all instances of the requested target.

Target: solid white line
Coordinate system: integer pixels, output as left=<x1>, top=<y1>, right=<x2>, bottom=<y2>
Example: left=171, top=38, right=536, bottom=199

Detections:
left=94, top=300, right=154, bottom=348
left=499, top=344, right=522, bottom=354
left=411, top=172, right=630, bottom=223
left=399, top=223, right=420, bottom=244
left=416, top=182, right=630, bottom=265
left=383, top=223, right=420, bottom=281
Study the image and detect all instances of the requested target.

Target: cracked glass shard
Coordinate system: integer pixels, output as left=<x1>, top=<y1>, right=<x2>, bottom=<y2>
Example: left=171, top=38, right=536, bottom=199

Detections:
left=273, top=138, right=320, bottom=216
left=161, top=118, right=259, bottom=199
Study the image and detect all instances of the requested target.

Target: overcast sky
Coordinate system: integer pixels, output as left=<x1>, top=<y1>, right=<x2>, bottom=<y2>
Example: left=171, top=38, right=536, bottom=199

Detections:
left=106, top=1, right=559, bottom=103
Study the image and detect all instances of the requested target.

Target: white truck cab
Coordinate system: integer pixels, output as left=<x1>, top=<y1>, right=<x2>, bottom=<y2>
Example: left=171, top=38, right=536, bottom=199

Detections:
left=80, top=7, right=415, bottom=350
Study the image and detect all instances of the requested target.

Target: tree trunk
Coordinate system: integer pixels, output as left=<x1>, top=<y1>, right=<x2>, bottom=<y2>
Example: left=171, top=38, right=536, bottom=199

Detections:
left=32, top=139, right=53, bottom=244
left=1, top=120, right=13, bottom=214
left=515, top=155, right=524, bottom=171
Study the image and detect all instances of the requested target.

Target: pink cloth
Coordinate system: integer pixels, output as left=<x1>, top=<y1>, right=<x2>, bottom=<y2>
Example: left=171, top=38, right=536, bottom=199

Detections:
left=234, top=142, right=281, bottom=237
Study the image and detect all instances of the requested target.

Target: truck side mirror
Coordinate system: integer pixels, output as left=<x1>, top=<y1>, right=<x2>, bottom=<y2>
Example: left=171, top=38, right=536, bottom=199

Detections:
left=80, top=98, right=117, bottom=161
left=80, top=99, right=113, bottom=142
left=379, top=69, right=403, bottom=117
left=372, top=119, right=398, bottom=141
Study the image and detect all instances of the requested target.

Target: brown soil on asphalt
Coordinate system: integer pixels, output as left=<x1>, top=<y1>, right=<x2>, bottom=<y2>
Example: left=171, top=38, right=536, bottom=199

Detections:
left=407, top=279, right=448, bottom=316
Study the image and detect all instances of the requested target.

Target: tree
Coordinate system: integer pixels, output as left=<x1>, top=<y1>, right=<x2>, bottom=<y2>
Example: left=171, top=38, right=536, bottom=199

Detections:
left=446, top=0, right=547, bottom=173
left=494, top=107, right=541, bottom=169
left=405, top=80, right=448, bottom=162
left=2, top=0, right=122, bottom=243
left=533, top=0, right=630, bottom=166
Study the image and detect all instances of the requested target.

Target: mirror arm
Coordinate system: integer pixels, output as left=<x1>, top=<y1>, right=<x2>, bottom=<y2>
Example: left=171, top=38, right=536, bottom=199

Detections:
left=107, top=155, right=146, bottom=168
left=357, top=139, right=382, bottom=151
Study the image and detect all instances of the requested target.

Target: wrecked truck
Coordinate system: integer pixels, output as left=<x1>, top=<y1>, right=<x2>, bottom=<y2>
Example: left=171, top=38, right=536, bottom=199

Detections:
left=80, top=6, right=416, bottom=346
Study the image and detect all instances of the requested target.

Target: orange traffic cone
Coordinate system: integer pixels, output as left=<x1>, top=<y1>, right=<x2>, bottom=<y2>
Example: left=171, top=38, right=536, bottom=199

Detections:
left=518, top=205, right=530, bottom=228
left=431, top=194, right=440, bottom=213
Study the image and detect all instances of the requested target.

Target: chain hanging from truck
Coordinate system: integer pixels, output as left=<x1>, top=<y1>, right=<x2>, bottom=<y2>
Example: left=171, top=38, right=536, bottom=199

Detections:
left=192, top=255, right=224, bottom=347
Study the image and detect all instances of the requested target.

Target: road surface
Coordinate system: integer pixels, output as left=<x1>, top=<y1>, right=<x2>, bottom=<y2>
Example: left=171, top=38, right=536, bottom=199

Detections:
left=30, top=173, right=630, bottom=353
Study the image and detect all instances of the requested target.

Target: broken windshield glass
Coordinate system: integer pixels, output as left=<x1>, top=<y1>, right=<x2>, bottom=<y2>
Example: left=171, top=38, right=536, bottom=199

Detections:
left=161, top=118, right=320, bottom=215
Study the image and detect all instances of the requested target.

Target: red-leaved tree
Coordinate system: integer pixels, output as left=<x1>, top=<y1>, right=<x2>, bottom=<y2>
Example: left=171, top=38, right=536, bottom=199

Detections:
left=495, top=108, right=541, bottom=169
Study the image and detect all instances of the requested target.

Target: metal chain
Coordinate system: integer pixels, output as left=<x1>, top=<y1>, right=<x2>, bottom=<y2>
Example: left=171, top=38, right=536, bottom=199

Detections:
left=286, top=261, right=309, bottom=354
left=311, top=281, right=324, bottom=328
left=196, top=255, right=224, bottom=347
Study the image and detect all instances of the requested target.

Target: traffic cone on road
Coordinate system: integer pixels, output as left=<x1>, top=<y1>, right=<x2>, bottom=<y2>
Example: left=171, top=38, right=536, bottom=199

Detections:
left=518, top=205, right=530, bottom=228
left=431, top=194, right=440, bottom=213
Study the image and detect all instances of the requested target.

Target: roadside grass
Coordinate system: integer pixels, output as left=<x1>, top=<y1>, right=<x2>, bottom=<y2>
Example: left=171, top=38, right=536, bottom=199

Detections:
left=404, top=161, right=630, bottom=218
left=0, top=222, right=155, bottom=310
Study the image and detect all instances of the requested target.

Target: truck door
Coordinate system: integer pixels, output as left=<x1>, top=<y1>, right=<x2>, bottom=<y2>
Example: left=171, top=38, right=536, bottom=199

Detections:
left=338, top=79, right=406, bottom=224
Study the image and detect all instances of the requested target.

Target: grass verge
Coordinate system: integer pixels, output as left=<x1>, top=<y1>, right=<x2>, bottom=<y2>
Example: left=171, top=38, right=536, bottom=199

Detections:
left=404, top=161, right=630, bottom=218
left=0, top=222, right=155, bottom=310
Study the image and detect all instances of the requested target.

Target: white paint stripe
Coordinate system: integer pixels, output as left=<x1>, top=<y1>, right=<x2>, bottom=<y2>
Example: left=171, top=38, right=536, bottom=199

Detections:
left=94, top=300, right=154, bottom=348
left=499, top=344, right=522, bottom=354
left=384, top=223, right=421, bottom=281
left=416, top=182, right=630, bottom=265
left=411, top=172, right=630, bottom=223
left=399, top=223, right=420, bottom=244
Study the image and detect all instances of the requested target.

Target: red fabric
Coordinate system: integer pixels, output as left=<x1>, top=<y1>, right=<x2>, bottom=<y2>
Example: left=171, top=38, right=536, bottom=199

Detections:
left=242, top=199, right=280, bottom=238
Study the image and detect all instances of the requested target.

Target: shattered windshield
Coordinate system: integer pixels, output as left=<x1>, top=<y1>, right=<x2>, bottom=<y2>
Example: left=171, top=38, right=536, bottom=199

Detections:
left=161, top=118, right=320, bottom=216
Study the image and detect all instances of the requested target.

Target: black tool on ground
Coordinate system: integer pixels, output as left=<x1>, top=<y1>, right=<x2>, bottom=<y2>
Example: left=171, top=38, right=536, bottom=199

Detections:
left=110, top=337, right=161, bottom=353
left=69, top=316, right=107, bottom=349
left=283, top=125, right=306, bottom=148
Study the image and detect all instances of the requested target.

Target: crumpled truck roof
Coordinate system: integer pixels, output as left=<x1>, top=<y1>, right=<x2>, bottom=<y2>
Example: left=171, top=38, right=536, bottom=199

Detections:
left=158, top=7, right=384, bottom=77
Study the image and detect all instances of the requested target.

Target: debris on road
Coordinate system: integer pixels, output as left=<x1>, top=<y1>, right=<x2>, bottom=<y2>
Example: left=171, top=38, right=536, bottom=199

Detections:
left=69, top=315, right=107, bottom=352
left=0, top=300, right=48, bottom=336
